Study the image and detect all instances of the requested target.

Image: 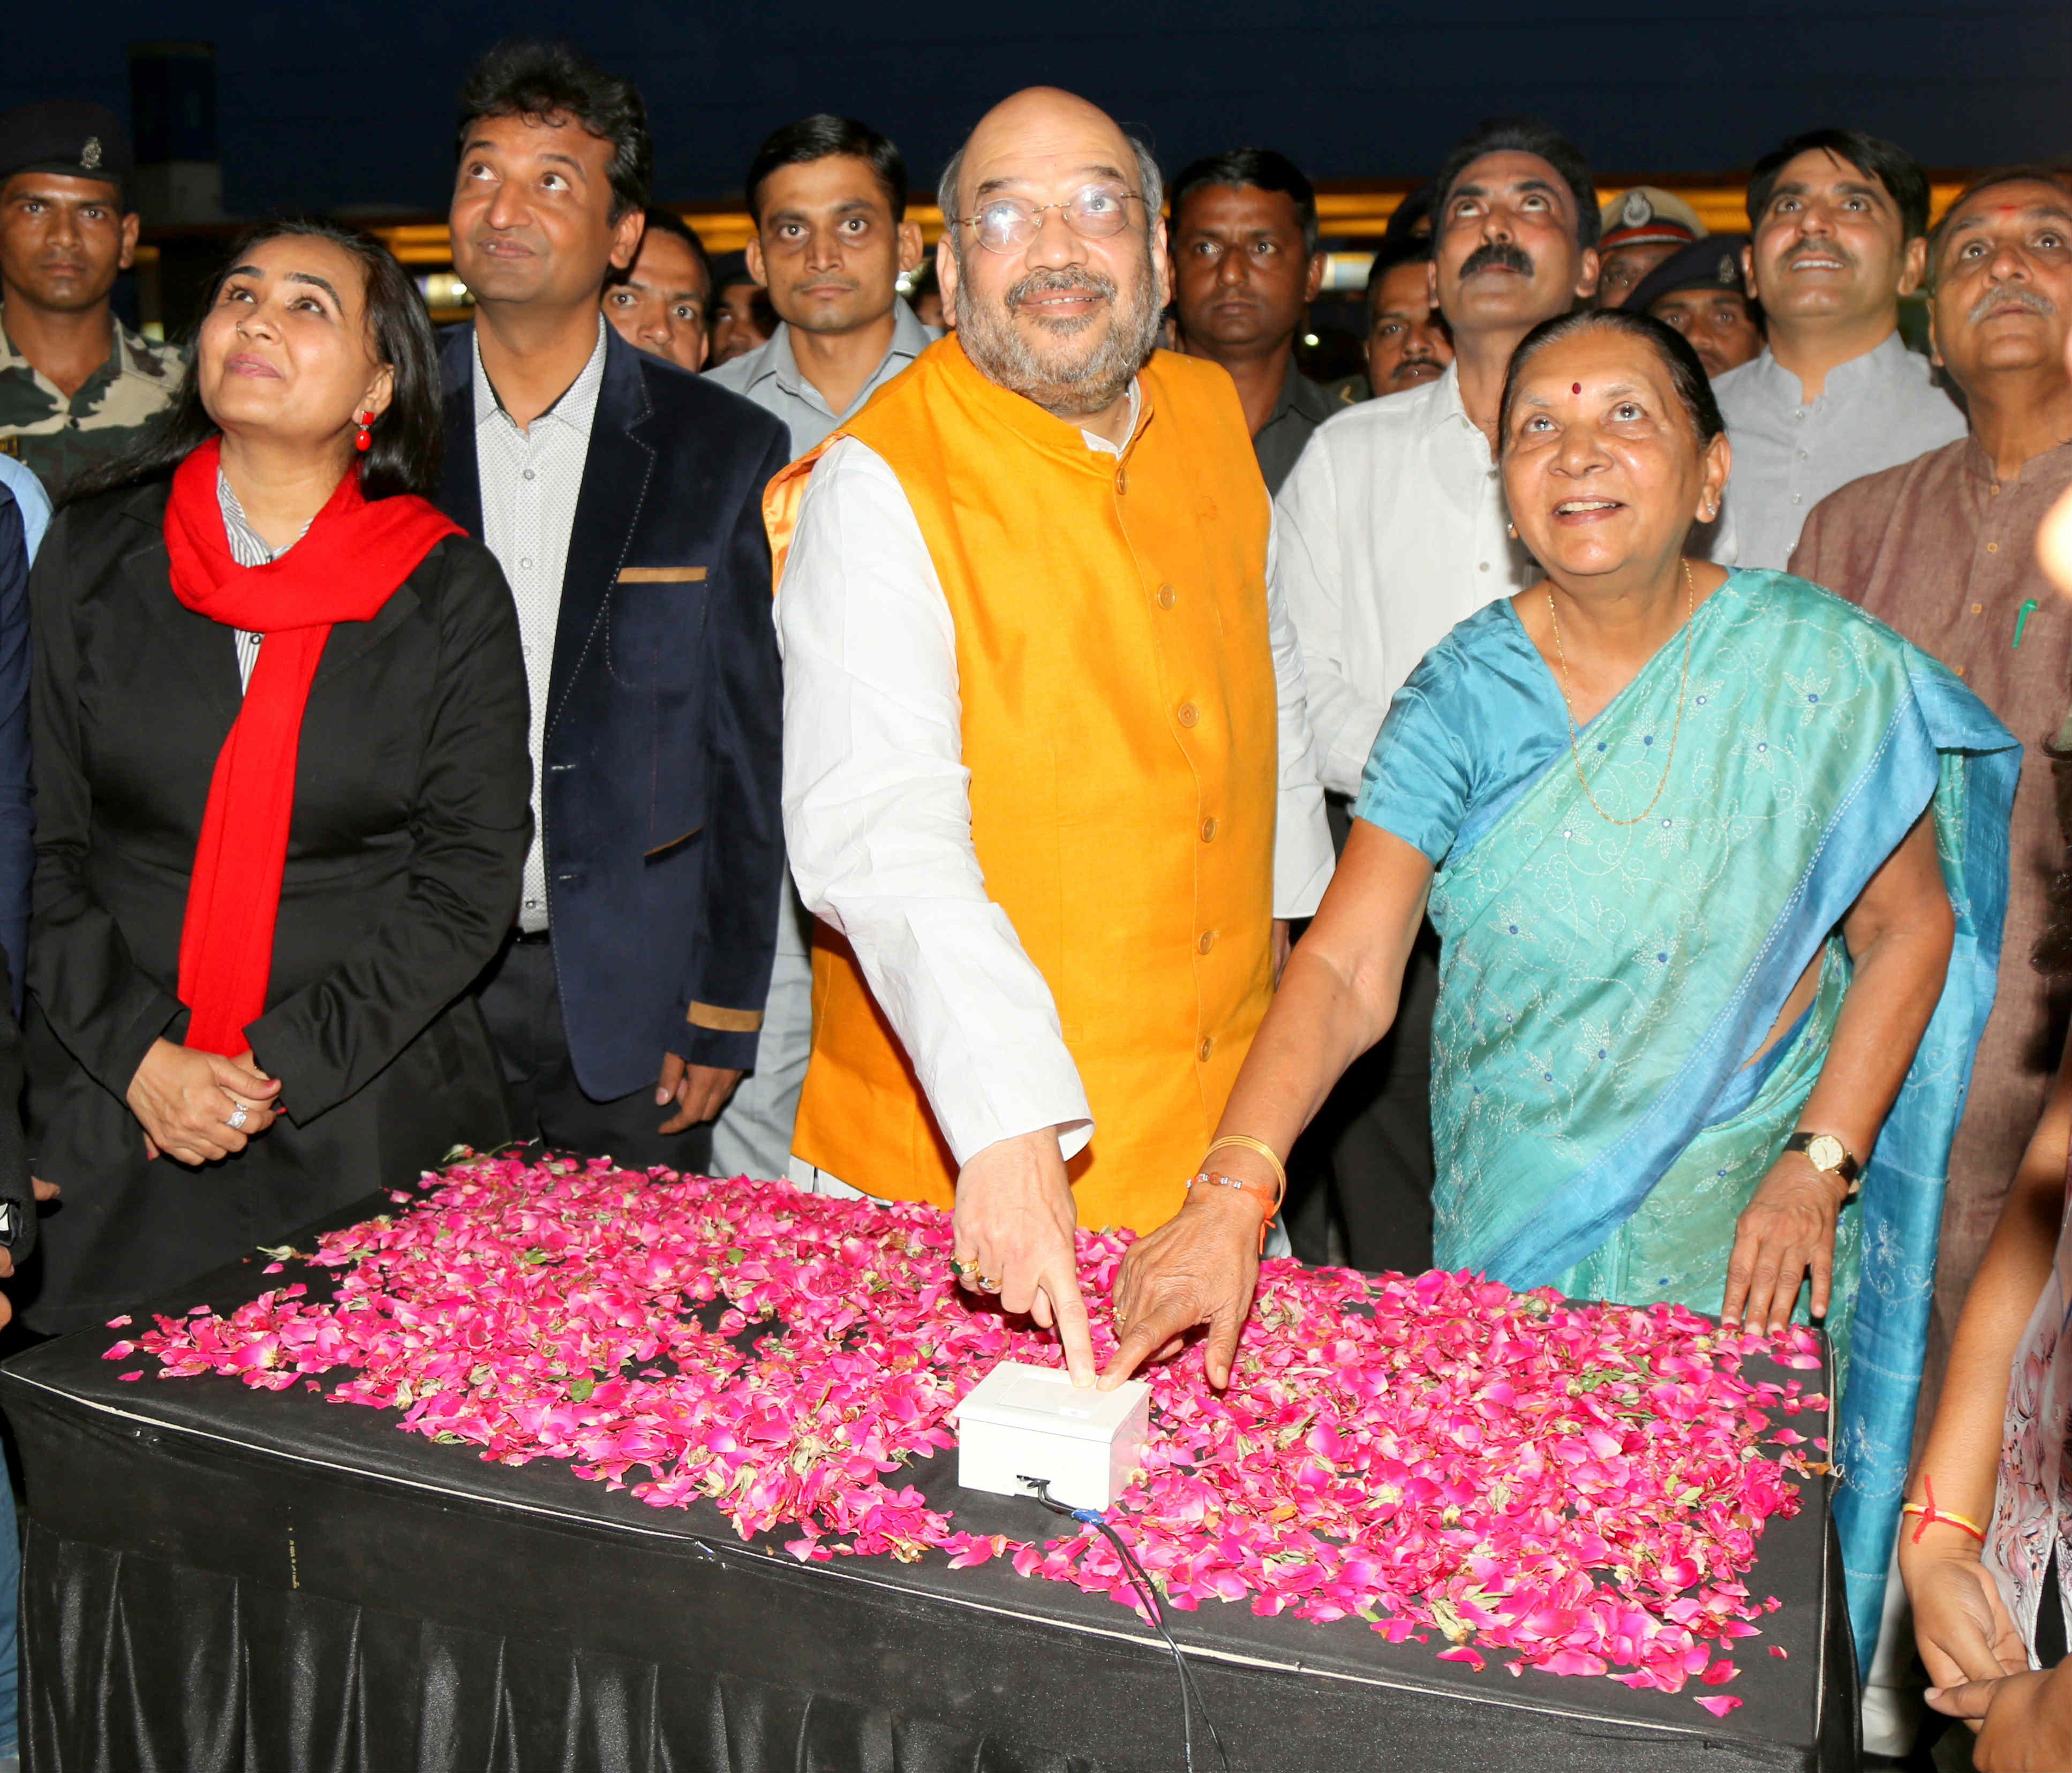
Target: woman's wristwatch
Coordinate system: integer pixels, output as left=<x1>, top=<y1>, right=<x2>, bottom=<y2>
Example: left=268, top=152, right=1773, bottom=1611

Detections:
left=1784, top=1130, right=1862, bottom=1199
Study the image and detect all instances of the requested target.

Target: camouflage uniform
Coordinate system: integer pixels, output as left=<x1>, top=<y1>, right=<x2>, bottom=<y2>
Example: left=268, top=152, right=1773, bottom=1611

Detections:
left=0, top=309, right=182, bottom=498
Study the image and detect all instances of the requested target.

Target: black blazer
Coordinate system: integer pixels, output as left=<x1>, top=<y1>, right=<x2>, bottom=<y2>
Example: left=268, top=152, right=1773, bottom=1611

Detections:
left=22, top=479, right=532, bottom=1332
left=438, top=323, right=789, bottom=1096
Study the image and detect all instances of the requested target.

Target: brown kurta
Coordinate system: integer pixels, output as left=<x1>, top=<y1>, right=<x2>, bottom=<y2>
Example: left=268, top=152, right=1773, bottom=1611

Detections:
left=1791, top=434, right=2072, bottom=1422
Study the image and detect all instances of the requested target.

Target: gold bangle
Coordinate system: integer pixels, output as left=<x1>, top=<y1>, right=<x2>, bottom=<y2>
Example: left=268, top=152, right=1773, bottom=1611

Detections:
left=1203, top=1134, right=1287, bottom=1194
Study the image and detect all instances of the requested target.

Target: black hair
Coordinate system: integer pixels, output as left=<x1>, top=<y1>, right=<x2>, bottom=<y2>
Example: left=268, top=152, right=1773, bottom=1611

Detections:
left=708, top=248, right=754, bottom=291
left=614, top=206, right=713, bottom=297
left=1365, top=231, right=1434, bottom=318
left=456, top=39, right=652, bottom=224
left=1383, top=183, right=1438, bottom=247
left=1925, top=165, right=2072, bottom=290
left=1432, top=117, right=1599, bottom=250
left=65, top=218, right=444, bottom=506
left=745, top=115, right=907, bottom=225
left=1169, top=148, right=1319, bottom=255
left=1496, top=307, right=1724, bottom=452
left=1745, top=128, right=1930, bottom=242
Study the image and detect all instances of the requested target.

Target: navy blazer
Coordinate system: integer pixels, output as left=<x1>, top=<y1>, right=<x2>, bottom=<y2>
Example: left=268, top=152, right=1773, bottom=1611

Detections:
left=438, top=323, right=790, bottom=1097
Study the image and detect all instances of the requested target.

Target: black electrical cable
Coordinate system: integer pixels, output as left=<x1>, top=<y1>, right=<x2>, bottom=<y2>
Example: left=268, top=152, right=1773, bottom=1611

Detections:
left=1022, top=1477, right=1232, bottom=1773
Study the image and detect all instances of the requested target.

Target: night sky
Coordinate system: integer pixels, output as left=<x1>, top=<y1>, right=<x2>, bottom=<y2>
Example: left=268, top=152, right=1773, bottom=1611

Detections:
left=6, top=2, right=2071, bottom=217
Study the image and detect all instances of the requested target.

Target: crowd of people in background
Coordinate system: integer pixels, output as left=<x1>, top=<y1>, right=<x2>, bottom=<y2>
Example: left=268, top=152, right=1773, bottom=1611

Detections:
left=0, top=33, right=2069, bottom=1773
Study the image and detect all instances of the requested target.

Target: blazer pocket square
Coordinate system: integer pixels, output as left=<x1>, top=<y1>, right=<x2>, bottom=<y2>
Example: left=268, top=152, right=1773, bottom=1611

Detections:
left=616, top=566, right=706, bottom=583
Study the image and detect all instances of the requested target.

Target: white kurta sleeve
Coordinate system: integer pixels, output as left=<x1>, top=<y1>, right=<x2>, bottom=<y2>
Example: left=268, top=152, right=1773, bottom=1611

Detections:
left=1265, top=512, right=1334, bottom=919
left=774, top=437, right=1093, bottom=1168
left=1273, top=435, right=1390, bottom=799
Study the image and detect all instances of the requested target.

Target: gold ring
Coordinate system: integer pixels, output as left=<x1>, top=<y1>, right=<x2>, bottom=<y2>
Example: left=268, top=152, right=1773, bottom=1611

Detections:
left=948, top=1256, right=978, bottom=1278
left=978, top=1274, right=1002, bottom=1294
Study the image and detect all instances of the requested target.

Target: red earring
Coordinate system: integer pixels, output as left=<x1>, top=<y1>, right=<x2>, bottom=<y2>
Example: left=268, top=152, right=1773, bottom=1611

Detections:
left=353, top=411, right=373, bottom=452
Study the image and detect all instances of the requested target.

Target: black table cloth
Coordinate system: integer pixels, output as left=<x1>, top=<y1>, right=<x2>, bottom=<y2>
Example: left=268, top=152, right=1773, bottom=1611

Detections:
left=0, top=1193, right=1857, bottom=1772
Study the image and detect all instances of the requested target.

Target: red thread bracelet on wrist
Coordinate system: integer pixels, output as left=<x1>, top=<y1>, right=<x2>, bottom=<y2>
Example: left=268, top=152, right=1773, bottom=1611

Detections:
left=1902, top=1474, right=1988, bottom=1544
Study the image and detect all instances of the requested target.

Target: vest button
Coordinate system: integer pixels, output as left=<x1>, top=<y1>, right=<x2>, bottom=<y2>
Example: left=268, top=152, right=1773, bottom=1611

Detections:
left=1198, top=1037, right=1215, bottom=1062
left=1200, top=817, right=1218, bottom=843
left=1156, top=584, right=1176, bottom=609
left=1114, top=467, right=1128, bottom=495
left=1197, top=930, right=1217, bottom=955
left=1177, top=702, right=1200, bottom=727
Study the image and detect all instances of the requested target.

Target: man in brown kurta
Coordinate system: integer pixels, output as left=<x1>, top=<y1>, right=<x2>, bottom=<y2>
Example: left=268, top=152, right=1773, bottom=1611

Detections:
left=1791, top=168, right=2072, bottom=1423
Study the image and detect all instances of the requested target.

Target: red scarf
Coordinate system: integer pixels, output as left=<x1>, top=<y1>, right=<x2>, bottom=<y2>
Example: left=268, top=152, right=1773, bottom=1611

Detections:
left=163, top=438, right=462, bottom=1054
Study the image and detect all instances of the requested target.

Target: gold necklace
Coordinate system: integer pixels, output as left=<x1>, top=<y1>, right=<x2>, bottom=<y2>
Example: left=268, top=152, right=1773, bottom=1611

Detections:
left=1546, top=557, right=1696, bottom=827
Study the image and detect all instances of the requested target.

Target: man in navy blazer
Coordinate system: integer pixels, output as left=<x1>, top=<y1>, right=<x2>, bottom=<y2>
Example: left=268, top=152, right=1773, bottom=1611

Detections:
left=438, top=40, right=788, bottom=1172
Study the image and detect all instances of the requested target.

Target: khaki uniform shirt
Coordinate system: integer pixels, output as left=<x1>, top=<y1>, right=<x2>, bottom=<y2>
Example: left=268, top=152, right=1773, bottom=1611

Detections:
left=0, top=308, right=182, bottom=497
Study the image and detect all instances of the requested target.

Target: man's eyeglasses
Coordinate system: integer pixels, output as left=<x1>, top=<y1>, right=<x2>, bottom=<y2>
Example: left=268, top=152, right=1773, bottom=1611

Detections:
left=948, top=184, right=1143, bottom=255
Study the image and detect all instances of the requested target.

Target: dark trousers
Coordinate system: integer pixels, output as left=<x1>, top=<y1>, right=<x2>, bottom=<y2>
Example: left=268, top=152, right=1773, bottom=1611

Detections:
left=475, top=933, right=713, bottom=1176
left=1288, top=932, right=1439, bottom=1273
left=1286, top=797, right=1440, bottom=1275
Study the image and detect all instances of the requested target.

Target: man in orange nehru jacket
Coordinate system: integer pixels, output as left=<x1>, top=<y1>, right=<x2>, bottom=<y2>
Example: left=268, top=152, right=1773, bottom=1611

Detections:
left=767, top=87, right=1333, bottom=1383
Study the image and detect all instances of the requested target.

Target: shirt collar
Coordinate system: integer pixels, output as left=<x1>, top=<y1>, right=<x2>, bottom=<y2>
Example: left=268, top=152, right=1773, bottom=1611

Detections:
left=1744, top=329, right=1914, bottom=405
left=215, top=464, right=313, bottom=563
left=1434, top=359, right=1473, bottom=429
left=471, top=313, right=609, bottom=436
left=1259, top=360, right=1337, bottom=432
left=1960, top=430, right=2072, bottom=490
left=1825, top=328, right=1915, bottom=395
left=0, top=307, right=126, bottom=388
left=748, top=296, right=937, bottom=412
left=1080, top=379, right=1142, bottom=457
left=109, top=317, right=161, bottom=381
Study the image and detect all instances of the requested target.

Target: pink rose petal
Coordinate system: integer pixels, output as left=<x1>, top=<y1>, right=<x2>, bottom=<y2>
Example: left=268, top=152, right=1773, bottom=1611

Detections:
left=125, top=1152, right=1815, bottom=1689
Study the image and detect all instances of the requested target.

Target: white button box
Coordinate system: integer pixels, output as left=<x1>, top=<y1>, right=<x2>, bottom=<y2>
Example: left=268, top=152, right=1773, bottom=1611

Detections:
left=954, top=1360, right=1151, bottom=1513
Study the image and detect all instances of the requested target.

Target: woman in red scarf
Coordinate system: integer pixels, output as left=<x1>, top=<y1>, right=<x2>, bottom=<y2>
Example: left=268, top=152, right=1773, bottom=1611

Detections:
left=22, top=222, right=532, bottom=1333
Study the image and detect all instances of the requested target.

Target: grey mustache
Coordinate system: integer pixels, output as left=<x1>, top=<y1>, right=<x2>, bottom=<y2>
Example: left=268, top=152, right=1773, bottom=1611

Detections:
left=1007, top=266, right=1118, bottom=310
left=1969, top=283, right=2056, bottom=324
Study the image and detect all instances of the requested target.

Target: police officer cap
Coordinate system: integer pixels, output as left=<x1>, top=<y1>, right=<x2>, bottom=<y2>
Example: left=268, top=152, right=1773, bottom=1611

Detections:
left=1622, top=236, right=1752, bottom=315
left=1598, top=186, right=1707, bottom=251
left=0, top=99, right=134, bottom=201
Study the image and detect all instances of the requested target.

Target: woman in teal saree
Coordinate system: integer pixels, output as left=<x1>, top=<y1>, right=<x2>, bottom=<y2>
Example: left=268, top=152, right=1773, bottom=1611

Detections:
left=1107, top=310, right=2019, bottom=1662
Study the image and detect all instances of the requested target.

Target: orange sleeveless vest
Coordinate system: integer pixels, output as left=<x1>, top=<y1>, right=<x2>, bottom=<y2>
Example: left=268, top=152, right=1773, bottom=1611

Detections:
left=765, top=335, right=1278, bottom=1233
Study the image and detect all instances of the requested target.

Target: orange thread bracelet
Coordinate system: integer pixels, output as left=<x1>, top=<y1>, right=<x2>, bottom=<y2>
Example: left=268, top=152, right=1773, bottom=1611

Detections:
left=1185, top=1168, right=1284, bottom=1254
left=1902, top=1474, right=1988, bottom=1544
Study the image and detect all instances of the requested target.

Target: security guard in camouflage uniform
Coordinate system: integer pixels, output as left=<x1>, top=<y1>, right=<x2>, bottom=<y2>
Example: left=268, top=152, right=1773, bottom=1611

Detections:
left=0, top=99, right=180, bottom=498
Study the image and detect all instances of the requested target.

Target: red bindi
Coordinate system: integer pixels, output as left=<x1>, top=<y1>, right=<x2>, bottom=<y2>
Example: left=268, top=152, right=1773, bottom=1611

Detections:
left=1572, top=382, right=1581, bottom=394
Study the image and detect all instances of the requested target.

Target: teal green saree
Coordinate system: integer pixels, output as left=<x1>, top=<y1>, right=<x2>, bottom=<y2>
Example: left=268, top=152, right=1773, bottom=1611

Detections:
left=1355, top=570, right=2019, bottom=1662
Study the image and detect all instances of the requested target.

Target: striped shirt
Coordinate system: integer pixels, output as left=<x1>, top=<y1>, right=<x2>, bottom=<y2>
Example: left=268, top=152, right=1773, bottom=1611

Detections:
left=215, top=467, right=311, bottom=692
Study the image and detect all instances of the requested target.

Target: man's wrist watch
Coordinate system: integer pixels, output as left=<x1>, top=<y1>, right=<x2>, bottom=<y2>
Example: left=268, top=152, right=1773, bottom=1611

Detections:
left=1784, top=1130, right=1862, bottom=1199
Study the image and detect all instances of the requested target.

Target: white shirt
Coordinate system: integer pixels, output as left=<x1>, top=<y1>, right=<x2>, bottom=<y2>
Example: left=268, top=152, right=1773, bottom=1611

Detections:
left=472, top=318, right=609, bottom=931
left=1272, top=363, right=1533, bottom=798
left=775, top=390, right=1333, bottom=1171
left=709, top=298, right=941, bottom=964
left=1711, top=333, right=1967, bottom=572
